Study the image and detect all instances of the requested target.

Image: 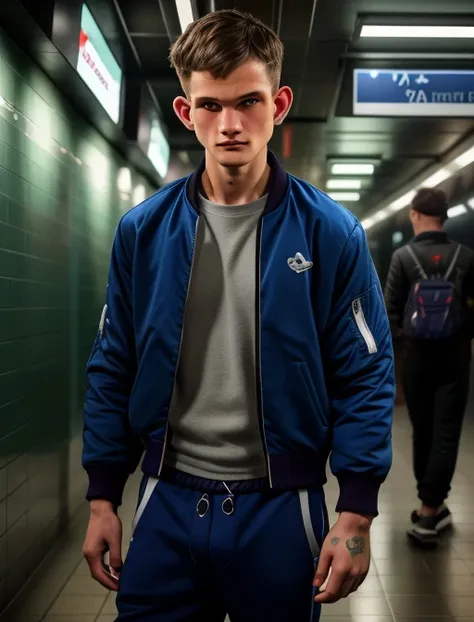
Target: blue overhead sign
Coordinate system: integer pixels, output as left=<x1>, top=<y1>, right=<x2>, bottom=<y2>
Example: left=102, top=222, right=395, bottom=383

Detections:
left=354, top=70, right=474, bottom=116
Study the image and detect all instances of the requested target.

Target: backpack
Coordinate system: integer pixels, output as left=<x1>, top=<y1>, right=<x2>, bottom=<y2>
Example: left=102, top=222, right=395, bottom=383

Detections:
left=403, top=244, right=463, bottom=340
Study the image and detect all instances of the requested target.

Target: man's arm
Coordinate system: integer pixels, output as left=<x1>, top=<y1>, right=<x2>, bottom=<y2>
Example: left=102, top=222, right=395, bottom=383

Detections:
left=82, top=219, right=144, bottom=591
left=314, top=223, right=394, bottom=604
left=326, top=224, right=394, bottom=516
left=384, top=249, right=409, bottom=340
left=83, top=218, right=144, bottom=506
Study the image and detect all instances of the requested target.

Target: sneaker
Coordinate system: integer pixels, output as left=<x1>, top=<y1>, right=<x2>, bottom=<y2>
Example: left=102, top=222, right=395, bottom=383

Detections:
left=407, top=515, right=440, bottom=547
left=411, top=509, right=421, bottom=524
left=407, top=506, right=452, bottom=547
left=410, top=504, right=452, bottom=529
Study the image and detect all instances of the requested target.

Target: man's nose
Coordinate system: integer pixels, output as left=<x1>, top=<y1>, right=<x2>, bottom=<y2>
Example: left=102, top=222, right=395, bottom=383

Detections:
left=218, top=108, right=242, bottom=135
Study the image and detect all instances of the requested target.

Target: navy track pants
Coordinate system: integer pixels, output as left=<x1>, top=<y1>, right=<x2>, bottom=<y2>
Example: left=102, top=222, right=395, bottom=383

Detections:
left=116, top=470, right=328, bottom=621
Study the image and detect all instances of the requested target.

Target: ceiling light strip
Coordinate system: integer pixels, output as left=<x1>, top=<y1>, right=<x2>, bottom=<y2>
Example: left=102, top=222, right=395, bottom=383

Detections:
left=327, top=179, right=362, bottom=189
left=328, top=192, right=360, bottom=202
left=447, top=205, right=468, bottom=218
left=360, top=25, right=474, bottom=39
left=331, top=163, right=375, bottom=175
left=176, top=0, right=195, bottom=33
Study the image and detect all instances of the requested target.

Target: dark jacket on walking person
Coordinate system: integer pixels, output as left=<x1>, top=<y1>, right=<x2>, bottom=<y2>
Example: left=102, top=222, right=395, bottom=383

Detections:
left=384, top=187, right=474, bottom=547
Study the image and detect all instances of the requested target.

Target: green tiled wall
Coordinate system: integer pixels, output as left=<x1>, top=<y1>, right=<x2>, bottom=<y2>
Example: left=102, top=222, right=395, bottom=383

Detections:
left=0, top=29, right=155, bottom=611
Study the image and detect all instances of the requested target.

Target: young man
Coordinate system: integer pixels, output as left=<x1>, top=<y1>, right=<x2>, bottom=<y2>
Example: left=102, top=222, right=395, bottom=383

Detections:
left=385, top=187, right=474, bottom=547
left=82, top=9, right=394, bottom=621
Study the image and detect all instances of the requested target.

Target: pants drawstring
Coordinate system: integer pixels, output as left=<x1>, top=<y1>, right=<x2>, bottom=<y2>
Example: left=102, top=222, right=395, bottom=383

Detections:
left=222, top=481, right=235, bottom=516
left=196, top=493, right=210, bottom=518
left=195, top=484, right=236, bottom=517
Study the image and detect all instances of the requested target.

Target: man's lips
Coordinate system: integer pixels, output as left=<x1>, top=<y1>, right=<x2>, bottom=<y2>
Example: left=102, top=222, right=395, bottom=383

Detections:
left=217, top=141, right=248, bottom=146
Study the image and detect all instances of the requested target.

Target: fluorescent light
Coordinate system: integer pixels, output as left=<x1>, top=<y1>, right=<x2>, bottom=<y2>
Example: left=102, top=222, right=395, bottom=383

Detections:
left=389, top=190, right=416, bottom=212
left=117, top=167, right=132, bottom=195
left=448, top=204, right=468, bottom=218
left=360, top=25, right=474, bottom=39
left=176, top=0, right=194, bottom=33
left=392, top=231, right=403, bottom=245
left=133, top=184, right=147, bottom=206
left=148, top=118, right=170, bottom=179
left=362, top=217, right=375, bottom=230
left=422, top=168, right=451, bottom=188
left=326, top=179, right=362, bottom=190
left=467, top=197, right=474, bottom=210
left=329, top=192, right=360, bottom=202
left=455, top=145, right=474, bottom=169
left=373, top=209, right=389, bottom=222
left=331, top=163, right=375, bottom=175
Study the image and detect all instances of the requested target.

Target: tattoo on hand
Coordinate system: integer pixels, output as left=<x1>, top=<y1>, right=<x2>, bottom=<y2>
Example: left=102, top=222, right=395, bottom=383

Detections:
left=346, top=536, right=366, bottom=558
left=331, top=537, right=340, bottom=546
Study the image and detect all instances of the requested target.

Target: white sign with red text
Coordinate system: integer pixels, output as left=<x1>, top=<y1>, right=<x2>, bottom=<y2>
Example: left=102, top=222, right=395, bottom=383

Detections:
left=77, top=7, right=122, bottom=123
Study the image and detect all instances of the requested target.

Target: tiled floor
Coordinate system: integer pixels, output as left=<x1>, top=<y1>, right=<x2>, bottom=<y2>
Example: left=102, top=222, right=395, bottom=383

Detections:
left=2, top=406, right=474, bottom=622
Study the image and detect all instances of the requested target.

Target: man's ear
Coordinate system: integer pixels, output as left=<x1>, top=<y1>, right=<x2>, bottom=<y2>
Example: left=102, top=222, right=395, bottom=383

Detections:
left=274, top=86, right=293, bottom=126
left=173, top=96, right=194, bottom=131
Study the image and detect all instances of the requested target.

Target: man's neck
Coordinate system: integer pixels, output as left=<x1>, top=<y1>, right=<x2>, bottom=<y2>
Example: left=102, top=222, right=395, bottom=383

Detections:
left=414, top=225, right=444, bottom=237
left=201, top=148, right=271, bottom=206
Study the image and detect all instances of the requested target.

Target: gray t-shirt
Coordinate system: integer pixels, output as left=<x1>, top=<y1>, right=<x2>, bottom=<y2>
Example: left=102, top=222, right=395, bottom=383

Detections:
left=164, top=193, right=268, bottom=480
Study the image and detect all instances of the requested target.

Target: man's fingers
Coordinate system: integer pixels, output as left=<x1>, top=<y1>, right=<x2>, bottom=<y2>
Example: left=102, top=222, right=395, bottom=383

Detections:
left=84, top=552, right=119, bottom=591
left=83, top=510, right=123, bottom=591
left=352, top=572, right=368, bottom=594
left=316, top=569, right=368, bottom=603
left=313, top=550, right=332, bottom=587
left=315, top=566, right=349, bottom=603
left=339, top=572, right=358, bottom=599
left=108, top=540, right=123, bottom=574
left=104, top=517, right=123, bottom=572
left=339, top=569, right=367, bottom=599
left=318, top=567, right=332, bottom=592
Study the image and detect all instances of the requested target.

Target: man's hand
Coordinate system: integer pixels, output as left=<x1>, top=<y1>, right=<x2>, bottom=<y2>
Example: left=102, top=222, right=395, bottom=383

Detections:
left=314, top=511, right=372, bottom=604
left=83, top=500, right=123, bottom=591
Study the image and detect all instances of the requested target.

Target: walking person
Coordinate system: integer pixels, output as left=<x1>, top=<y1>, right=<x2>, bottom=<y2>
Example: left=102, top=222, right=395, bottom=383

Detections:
left=82, top=9, right=394, bottom=620
left=385, top=187, right=474, bottom=547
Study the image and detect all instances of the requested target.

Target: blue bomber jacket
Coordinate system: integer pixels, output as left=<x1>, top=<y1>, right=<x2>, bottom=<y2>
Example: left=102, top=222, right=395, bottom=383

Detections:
left=82, top=151, right=394, bottom=516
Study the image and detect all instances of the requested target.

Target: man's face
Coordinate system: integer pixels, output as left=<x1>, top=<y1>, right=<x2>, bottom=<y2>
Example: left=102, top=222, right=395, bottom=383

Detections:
left=174, top=60, right=292, bottom=168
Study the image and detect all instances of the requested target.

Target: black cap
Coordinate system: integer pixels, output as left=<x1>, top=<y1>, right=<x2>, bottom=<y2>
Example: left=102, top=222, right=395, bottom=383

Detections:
left=411, top=187, right=448, bottom=219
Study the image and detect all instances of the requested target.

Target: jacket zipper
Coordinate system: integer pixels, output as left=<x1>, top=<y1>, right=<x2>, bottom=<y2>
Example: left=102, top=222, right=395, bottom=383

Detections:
left=352, top=298, right=377, bottom=354
left=256, top=218, right=272, bottom=487
left=98, top=304, right=107, bottom=338
left=158, top=217, right=200, bottom=477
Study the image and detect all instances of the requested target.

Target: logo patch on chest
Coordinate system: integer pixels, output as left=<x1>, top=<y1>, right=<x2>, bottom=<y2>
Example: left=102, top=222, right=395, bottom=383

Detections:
left=288, top=252, right=313, bottom=273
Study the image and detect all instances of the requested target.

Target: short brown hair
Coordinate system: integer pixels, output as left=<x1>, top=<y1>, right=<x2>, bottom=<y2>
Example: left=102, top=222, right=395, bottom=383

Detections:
left=169, top=9, right=284, bottom=93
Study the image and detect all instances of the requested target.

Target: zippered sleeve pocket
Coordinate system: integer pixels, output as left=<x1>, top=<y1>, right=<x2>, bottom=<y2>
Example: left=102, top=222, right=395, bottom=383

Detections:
left=351, top=285, right=381, bottom=355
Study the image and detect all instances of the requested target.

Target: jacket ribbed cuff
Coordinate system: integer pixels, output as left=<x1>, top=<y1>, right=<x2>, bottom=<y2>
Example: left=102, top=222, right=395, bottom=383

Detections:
left=85, top=464, right=130, bottom=508
left=335, top=472, right=384, bottom=517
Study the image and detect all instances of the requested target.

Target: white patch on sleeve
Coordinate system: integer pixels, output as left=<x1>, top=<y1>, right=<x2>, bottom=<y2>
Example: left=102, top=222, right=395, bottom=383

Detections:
left=98, top=304, right=107, bottom=338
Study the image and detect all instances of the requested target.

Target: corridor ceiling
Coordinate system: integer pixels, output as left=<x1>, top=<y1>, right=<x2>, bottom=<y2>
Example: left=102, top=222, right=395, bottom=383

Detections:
left=88, top=0, right=474, bottom=217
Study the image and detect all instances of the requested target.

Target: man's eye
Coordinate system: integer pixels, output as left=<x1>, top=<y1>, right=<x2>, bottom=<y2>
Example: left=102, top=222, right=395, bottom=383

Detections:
left=203, top=102, right=220, bottom=111
left=241, top=98, right=259, bottom=108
